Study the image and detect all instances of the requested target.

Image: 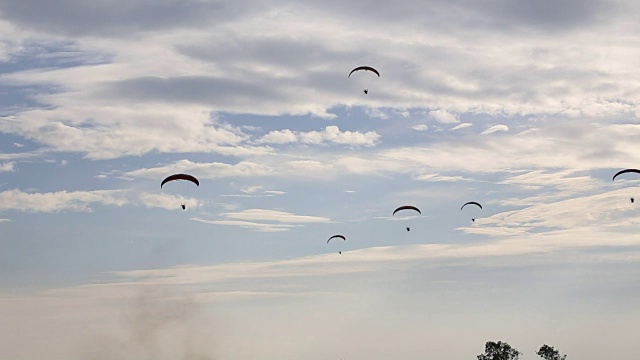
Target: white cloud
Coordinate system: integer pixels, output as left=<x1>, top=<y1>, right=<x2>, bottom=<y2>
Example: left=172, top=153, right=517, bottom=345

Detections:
left=113, top=120, right=640, bottom=186
left=411, top=124, right=428, bottom=131
left=259, top=126, right=380, bottom=147
left=125, top=159, right=275, bottom=180
left=0, top=162, right=15, bottom=172
left=0, top=103, right=270, bottom=160
left=450, top=123, right=472, bottom=130
left=259, top=129, right=298, bottom=144
left=0, top=189, right=127, bottom=212
left=429, top=110, right=459, bottom=124
left=3, top=2, right=640, bottom=164
left=481, top=124, right=509, bottom=134
left=0, top=218, right=10, bottom=223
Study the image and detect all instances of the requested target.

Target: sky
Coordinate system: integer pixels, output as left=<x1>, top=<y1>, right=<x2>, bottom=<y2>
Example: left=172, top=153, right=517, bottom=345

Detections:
left=1, top=0, right=640, bottom=359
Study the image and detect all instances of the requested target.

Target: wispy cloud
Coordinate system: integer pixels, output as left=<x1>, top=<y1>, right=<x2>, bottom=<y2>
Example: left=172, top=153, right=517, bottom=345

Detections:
left=450, top=123, right=472, bottom=130
left=0, top=189, right=198, bottom=212
left=462, top=188, right=640, bottom=237
left=192, top=209, right=331, bottom=232
left=99, top=230, right=640, bottom=290
left=481, top=124, right=509, bottom=135
left=414, top=173, right=473, bottom=182
left=223, top=209, right=330, bottom=223
left=191, top=217, right=294, bottom=232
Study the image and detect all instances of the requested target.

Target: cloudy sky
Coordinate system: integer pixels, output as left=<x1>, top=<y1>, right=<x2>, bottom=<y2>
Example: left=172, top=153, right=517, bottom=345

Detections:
left=2, top=1, right=640, bottom=359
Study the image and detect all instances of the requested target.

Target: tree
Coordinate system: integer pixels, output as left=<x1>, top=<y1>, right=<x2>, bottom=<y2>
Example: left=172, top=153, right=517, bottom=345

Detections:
left=477, top=341, right=521, bottom=360
left=537, top=344, right=566, bottom=360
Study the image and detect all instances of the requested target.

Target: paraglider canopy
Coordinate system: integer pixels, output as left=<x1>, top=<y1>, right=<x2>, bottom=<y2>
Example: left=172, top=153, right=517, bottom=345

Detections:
left=460, top=201, right=482, bottom=210
left=161, top=174, right=199, bottom=188
left=327, top=234, right=346, bottom=243
left=348, top=66, right=380, bottom=78
left=392, top=205, right=421, bottom=216
left=612, top=169, right=640, bottom=181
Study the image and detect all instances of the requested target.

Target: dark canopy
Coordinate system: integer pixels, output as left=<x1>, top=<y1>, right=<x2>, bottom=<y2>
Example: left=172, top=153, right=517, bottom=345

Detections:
left=161, top=174, right=200, bottom=188
left=612, top=169, right=640, bottom=181
left=348, top=66, right=380, bottom=78
left=461, top=201, right=483, bottom=210
left=327, top=235, right=346, bottom=243
left=392, top=205, right=421, bottom=216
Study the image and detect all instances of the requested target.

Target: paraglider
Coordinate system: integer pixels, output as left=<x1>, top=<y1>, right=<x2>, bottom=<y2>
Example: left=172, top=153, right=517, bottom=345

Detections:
left=327, top=235, right=346, bottom=254
left=161, top=174, right=199, bottom=210
left=612, top=169, right=640, bottom=204
left=348, top=66, right=379, bottom=94
left=393, top=206, right=421, bottom=231
left=461, top=201, right=482, bottom=222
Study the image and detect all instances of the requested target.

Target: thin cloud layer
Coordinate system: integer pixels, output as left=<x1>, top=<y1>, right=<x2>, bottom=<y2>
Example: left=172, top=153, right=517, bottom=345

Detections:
left=0, top=189, right=198, bottom=212
left=193, top=208, right=331, bottom=232
left=464, top=188, right=639, bottom=237
left=450, top=123, right=472, bottom=130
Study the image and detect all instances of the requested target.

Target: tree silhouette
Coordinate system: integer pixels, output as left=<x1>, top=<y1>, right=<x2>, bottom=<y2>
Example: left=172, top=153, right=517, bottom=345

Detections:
left=537, top=344, right=566, bottom=360
left=477, top=341, right=521, bottom=360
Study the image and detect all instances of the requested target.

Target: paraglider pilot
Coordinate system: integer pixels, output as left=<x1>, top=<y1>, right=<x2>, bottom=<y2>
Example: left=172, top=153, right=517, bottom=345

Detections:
left=181, top=204, right=186, bottom=210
